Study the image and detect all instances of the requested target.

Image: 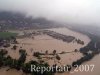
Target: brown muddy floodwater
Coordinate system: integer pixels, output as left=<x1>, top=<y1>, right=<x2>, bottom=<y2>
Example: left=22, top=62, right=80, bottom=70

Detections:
left=0, top=27, right=94, bottom=75
left=55, top=54, right=100, bottom=75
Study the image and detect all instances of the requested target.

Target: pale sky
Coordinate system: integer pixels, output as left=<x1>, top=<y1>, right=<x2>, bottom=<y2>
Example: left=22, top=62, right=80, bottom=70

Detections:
left=0, top=0, right=100, bottom=26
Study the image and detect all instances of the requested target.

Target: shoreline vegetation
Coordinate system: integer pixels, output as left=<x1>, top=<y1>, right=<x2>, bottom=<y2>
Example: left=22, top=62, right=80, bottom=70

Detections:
left=0, top=28, right=100, bottom=75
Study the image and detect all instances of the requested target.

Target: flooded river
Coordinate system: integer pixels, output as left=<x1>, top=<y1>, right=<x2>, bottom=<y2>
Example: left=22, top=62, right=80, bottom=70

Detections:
left=0, top=27, right=94, bottom=75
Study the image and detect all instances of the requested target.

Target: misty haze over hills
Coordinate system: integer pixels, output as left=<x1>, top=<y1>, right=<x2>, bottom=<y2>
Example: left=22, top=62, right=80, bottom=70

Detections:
left=0, top=0, right=100, bottom=27
left=0, top=11, right=61, bottom=29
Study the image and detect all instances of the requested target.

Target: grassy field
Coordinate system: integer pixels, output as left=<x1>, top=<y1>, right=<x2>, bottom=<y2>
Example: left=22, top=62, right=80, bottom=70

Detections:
left=0, top=32, right=17, bottom=39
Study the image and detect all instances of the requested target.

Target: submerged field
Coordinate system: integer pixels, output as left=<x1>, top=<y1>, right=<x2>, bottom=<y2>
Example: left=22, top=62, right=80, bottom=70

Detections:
left=0, top=32, right=17, bottom=39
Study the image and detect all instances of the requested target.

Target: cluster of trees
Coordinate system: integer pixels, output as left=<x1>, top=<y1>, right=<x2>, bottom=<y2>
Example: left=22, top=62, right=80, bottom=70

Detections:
left=75, top=39, right=84, bottom=45
left=80, top=40, right=100, bottom=55
left=72, top=54, right=94, bottom=67
left=33, top=52, right=41, bottom=58
left=22, top=61, right=54, bottom=75
left=12, top=45, right=17, bottom=50
left=0, top=48, right=54, bottom=75
left=0, top=49, right=27, bottom=70
left=56, top=55, right=61, bottom=60
left=33, top=51, right=47, bottom=58
left=42, top=30, right=75, bottom=43
left=0, top=36, right=18, bottom=48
